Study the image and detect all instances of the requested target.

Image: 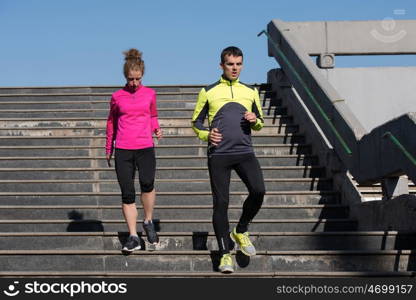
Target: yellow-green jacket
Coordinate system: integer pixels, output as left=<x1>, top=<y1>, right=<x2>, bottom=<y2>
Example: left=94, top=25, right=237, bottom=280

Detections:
left=191, top=76, right=264, bottom=155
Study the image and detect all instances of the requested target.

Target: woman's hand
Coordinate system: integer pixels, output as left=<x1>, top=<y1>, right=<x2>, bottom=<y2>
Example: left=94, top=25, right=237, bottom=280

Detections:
left=106, top=153, right=112, bottom=167
left=154, top=128, right=163, bottom=139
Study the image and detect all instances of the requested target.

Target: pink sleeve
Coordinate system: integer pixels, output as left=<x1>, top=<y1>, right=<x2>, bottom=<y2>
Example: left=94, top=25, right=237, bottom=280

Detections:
left=105, top=97, right=118, bottom=155
left=150, top=92, right=160, bottom=131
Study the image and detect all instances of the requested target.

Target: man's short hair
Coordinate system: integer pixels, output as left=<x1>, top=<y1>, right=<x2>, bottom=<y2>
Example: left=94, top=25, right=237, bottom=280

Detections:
left=221, top=46, right=243, bottom=64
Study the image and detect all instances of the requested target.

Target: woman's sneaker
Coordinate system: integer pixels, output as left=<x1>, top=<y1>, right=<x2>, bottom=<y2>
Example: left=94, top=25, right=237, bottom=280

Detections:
left=143, top=221, right=159, bottom=245
left=122, top=235, right=141, bottom=253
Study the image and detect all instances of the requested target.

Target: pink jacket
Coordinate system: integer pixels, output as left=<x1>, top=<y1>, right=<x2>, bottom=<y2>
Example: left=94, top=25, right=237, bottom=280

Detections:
left=105, top=85, right=160, bottom=155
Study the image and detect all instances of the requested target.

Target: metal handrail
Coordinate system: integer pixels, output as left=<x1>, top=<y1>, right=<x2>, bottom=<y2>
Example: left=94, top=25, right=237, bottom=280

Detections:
left=258, top=30, right=352, bottom=155
left=383, top=131, right=416, bottom=166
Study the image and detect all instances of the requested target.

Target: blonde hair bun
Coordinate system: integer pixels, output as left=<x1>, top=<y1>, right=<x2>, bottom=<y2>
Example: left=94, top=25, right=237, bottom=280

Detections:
left=123, top=48, right=142, bottom=62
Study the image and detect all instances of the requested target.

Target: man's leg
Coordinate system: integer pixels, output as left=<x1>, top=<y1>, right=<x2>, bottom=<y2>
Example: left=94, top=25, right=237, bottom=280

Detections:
left=208, top=155, right=233, bottom=255
left=234, top=153, right=265, bottom=233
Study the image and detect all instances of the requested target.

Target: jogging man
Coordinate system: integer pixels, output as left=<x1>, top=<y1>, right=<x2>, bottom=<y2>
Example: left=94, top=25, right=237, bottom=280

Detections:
left=191, top=46, right=265, bottom=273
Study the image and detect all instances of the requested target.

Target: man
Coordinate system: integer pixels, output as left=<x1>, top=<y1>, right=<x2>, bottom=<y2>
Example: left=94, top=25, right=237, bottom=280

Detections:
left=191, top=46, right=266, bottom=273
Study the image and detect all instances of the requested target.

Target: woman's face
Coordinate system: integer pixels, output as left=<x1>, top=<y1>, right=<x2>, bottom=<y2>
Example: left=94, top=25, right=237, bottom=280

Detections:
left=126, top=70, right=142, bottom=90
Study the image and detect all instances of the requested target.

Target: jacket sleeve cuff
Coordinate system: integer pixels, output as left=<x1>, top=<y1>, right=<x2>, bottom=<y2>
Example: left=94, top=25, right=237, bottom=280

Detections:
left=198, top=130, right=209, bottom=142
left=251, top=118, right=263, bottom=130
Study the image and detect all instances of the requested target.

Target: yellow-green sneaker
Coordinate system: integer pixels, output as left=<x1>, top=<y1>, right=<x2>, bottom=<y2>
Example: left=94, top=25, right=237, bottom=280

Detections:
left=230, top=228, right=256, bottom=256
left=218, top=253, right=234, bottom=273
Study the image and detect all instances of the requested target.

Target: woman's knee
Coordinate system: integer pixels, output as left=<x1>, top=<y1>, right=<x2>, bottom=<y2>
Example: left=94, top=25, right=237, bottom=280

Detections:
left=140, top=180, right=155, bottom=193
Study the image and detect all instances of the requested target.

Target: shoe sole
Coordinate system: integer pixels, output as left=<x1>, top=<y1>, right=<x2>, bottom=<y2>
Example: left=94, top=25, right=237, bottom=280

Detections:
left=230, top=232, right=256, bottom=257
left=219, top=267, right=234, bottom=274
left=121, top=245, right=141, bottom=253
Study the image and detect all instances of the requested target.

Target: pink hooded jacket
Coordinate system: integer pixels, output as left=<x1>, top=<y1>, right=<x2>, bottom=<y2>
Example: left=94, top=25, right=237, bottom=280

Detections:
left=105, top=85, right=160, bottom=155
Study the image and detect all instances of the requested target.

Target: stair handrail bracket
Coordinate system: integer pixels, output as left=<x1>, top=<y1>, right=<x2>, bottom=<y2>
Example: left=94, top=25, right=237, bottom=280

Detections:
left=261, top=19, right=416, bottom=195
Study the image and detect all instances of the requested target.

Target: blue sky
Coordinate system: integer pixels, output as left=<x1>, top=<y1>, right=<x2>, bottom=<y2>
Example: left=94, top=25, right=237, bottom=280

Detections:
left=0, top=0, right=415, bottom=86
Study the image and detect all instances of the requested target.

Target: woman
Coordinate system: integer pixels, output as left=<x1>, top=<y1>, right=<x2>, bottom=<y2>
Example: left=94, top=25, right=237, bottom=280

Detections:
left=106, top=48, right=162, bottom=252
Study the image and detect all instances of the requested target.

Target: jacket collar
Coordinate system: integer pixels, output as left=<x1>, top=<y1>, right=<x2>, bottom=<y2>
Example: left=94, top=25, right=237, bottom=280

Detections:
left=220, top=76, right=239, bottom=86
left=123, top=84, right=143, bottom=94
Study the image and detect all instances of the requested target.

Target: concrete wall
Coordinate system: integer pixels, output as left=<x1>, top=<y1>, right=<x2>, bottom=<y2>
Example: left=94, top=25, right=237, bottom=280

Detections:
left=322, top=67, right=416, bottom=131
left=321, top=67, right=416, bottom=132
left=284, top=20, right=416, bottom=55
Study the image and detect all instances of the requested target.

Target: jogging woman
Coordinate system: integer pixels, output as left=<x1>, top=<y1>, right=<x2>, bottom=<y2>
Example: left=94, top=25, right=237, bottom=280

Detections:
left=106, top=48, right=162, bottom=252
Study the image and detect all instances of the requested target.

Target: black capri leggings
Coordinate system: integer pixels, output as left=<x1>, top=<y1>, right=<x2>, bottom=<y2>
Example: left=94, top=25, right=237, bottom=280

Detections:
left=114, top=147, right=156, bottom=204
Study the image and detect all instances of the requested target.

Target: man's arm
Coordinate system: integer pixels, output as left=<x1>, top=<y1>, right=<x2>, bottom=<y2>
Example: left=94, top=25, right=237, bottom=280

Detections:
left=251, top=87, right=264, bottom=131
left=191, top=88, right=210, bottom=141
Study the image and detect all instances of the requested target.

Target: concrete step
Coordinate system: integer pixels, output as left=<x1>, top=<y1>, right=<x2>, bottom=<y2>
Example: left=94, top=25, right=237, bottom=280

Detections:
left=0, top=191, right=339, bottom=206
left=0, top=144, right=312, bottom=157
left=1, top=231, right=415, bottom=251
left=358, top=184, right=416, bottom=191
left=0, top=89, right=266, bottom=97
left=0, top=218, right=357, bottom=232
left=0, top=116, right=292, bottom=128
left=0, top=178, right=333, bottom=192
left=0, top=85, right=218, bottom=94
left=0, top=204, right=347, bottom=220
left=0, top=271, right=413, bottom=278
left=0, top=250, right=413, bottom=272
left=0, top=93, right=203, bottom=102
left=0, top=107, right=287, bottom=118
left=0, top=98, right=278, bottom=109
left=0, top=86, right=268, bottom=97
left=0, top=155, right=320, bottom=168
left=0, top=84, right=269, bottom=94
left=0, top=134, right=306, bottom=146
left=0, top=125, right=298, bottom=137
left=360, top=190, right=416, bottom=201
left=0, top=166, right=326, bottom=180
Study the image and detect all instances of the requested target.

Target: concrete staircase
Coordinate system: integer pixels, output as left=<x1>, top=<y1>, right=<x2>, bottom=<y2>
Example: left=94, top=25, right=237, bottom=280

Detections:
left=0, top=85, right=414, bottom=277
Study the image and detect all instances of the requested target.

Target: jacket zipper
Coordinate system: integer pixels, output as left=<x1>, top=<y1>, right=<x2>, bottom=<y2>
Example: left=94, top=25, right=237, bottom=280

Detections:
left=229, top=80, right=234, bottom=98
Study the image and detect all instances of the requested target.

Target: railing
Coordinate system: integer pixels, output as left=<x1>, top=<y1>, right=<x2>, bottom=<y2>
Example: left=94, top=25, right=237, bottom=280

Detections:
left=383, top=132, right=416, bottom=167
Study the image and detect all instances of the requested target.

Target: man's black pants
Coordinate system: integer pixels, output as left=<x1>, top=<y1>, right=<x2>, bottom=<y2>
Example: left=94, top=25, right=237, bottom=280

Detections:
left=208, top=152, right=265, bottom=255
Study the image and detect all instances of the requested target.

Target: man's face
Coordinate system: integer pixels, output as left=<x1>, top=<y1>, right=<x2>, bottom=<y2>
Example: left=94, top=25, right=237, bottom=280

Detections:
left=220, top=55, right=243, bottom=81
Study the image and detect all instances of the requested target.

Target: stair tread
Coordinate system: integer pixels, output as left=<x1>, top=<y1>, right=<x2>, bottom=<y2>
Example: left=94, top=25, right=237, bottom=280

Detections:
left=0, top=124, right=292, bottom=129
left=0, top=218, right=355, bottom=223
left=0, top=165, right=322, bottom=171
left=0, top=204, right=345, bottom=209
left=0, top=134, right=302, bottom=139
left=0, top=271, right=411, bottom=277
left=0, top=116, right=285, bottom=121
left=0, top=154, right=316, bottom=159
left=0, top=191, right=337, bottom=195
left=0, top=178, right=332, bottom=183
left=0, top=249, right=411, bottom=255
left=0, top=231, right=409, bottom=237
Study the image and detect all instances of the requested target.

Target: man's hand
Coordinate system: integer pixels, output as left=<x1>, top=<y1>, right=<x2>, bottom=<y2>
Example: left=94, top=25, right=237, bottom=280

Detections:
left=154, top=128, right=163, bottom=140
left=244, top=111, right=257, bottom=123
left=106, top=153, right=112, bottom=167
left=209, top=128, right=222, bottom=146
